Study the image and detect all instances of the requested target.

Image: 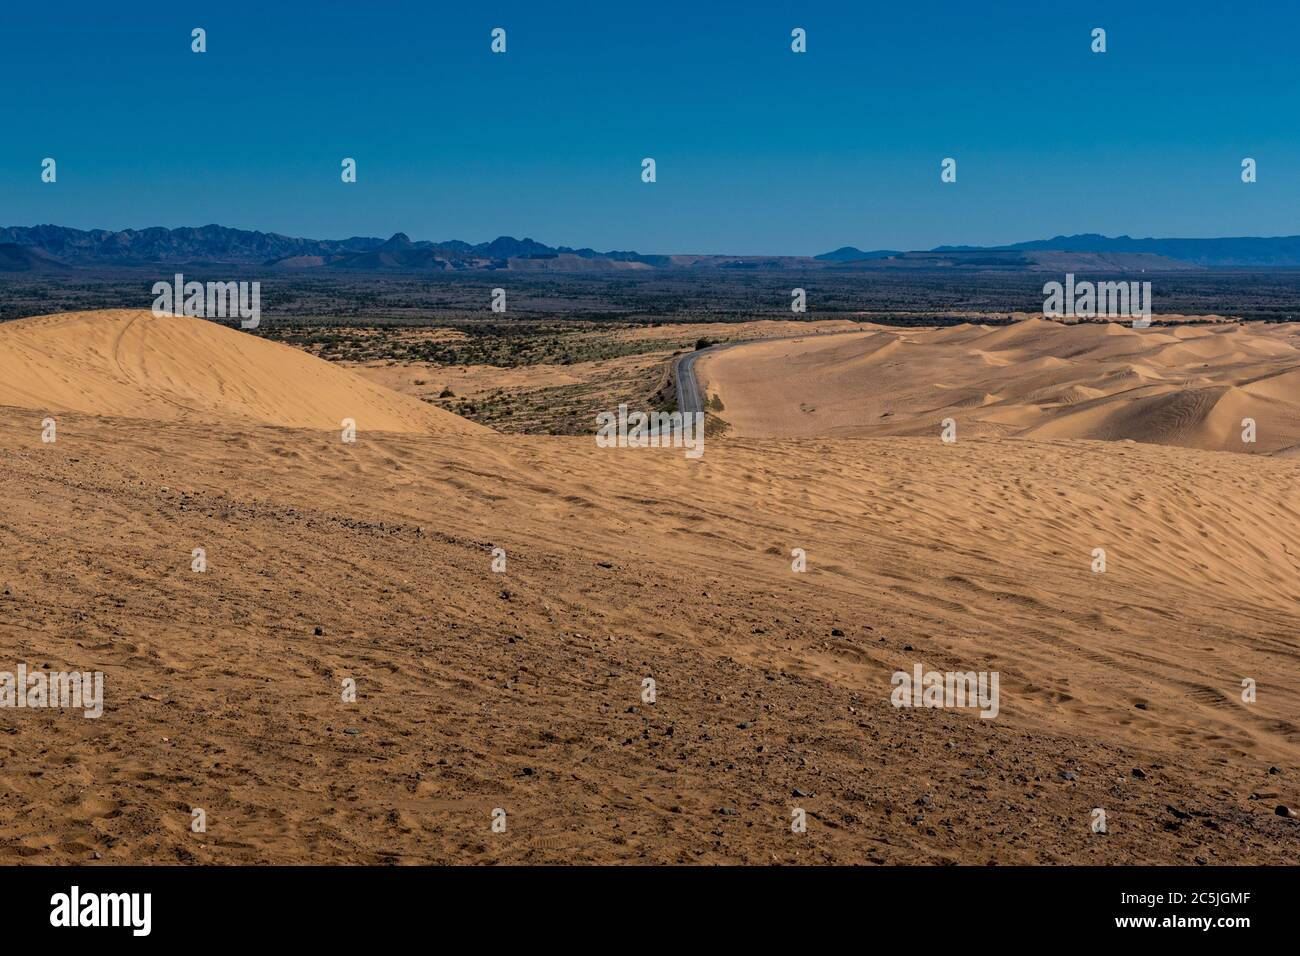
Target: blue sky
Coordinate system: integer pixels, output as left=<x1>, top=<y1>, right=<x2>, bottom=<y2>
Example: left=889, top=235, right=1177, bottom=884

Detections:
left=1, top=1, right=1296, bottom=254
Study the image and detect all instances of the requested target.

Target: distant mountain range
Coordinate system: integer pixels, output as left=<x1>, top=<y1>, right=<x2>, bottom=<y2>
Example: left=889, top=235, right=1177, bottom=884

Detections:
left=815, top=247, right=904, bottom=262
left=933, top=234, right=1300, bottom=268
left=813, top=248, right=1201, bottom=273
left=821, top=234, right=1300, bottom=269
left=4, top=225, right=1300, bottom=272
left=0, top=225, right=597, bottom=270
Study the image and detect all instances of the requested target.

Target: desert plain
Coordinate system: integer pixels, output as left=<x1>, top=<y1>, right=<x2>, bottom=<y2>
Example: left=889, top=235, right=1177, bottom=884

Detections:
left=0, top=308, right=1296, bottom=864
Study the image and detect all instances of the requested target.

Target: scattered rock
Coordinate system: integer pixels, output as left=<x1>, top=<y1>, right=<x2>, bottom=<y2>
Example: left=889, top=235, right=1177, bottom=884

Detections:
left=313, top=626, right=324, bottom=636
left=1059, top=771, right=1077, bottom=781
left=1131, top=768, right=1147, bottom=779
left=717, top=807, right=738, bottom=816
left=1276, top=805, right=1296, bottom=818
left=1268, top=766, right=1282, bottom=775
left=342, top=728, right=361, bottom=735
left=831, top=628, right=845, bottom=637
left=793, top=787, right=812, bottom=798
left=1134, top=702, right=1148, bottom=710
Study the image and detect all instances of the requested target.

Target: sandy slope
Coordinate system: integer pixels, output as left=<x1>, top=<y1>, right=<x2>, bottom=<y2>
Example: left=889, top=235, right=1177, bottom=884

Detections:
left=696, top=319, right=1300, bottom=453
left=0, top=311, right=1296, bottom=865
left=0, top=310, right=487, bottom=436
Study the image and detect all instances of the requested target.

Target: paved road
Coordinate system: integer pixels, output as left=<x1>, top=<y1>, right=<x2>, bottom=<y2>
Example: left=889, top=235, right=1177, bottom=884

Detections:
left=673, top=329, right=868, bottom=416
left=673, top=341, right=748, bottom=416
left=674, top=345, right=710, bottom=415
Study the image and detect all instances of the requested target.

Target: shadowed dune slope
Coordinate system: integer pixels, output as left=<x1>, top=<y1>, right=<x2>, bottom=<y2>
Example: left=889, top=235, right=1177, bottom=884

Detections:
left=696, top=320, right=1300, bottom=452
left=0, top=309, right=488, bottom=436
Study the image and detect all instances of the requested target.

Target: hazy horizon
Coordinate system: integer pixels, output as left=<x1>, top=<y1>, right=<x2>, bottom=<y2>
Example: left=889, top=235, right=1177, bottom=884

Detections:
left=11, top=222, right=1300, bottom=261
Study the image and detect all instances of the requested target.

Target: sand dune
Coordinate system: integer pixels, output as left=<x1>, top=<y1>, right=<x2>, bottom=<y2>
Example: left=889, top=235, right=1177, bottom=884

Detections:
left=0, top=310, right=1296, bottom=865
left=0, top=310, right=487, bottom=436
left=696, top=319, right=1300, bottom=453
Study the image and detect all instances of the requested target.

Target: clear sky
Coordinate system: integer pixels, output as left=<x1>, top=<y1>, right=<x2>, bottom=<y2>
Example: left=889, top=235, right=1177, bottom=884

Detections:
left=2, top=0, right=1296, bottom=254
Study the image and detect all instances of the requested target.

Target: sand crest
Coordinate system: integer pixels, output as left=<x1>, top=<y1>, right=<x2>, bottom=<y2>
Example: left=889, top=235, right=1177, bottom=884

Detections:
left=696, top=319, right=1300, bottom=453
left=0, top=310, right=488, bottom=436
